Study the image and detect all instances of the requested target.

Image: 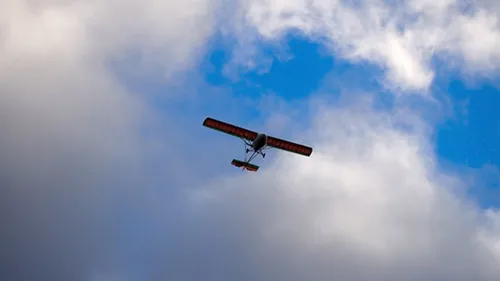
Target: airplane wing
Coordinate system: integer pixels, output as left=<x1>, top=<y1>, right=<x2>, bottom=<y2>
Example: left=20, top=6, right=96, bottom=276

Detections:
left=203, top=117, right=258, bottom=142
left=266, top=135, right=313, bottom=157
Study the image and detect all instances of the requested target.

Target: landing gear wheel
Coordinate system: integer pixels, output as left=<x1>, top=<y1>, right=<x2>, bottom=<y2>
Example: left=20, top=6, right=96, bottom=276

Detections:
left=263, top=153, right=266, bottom=158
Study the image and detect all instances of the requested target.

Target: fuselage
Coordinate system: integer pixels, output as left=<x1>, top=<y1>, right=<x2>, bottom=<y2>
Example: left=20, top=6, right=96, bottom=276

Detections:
left=252, top=133, right=267, bottom=151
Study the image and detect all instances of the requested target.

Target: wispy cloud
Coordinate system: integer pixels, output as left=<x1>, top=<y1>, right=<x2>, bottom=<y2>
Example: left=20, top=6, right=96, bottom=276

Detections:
left=225, top=0, right=500, bottom=92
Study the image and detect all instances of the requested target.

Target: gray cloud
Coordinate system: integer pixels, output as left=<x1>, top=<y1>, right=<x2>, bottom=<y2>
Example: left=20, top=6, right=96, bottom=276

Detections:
left=0, top=0, right=216, bottom=280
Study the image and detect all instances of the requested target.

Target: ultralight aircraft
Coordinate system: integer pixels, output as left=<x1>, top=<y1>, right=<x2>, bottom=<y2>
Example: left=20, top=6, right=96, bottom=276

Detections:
left=203, top=117, right=313, bottom=172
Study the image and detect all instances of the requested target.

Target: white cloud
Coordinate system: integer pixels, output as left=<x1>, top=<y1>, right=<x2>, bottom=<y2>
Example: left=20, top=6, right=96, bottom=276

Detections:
left=1, top=0, right=216, bottom=78
left=225, top=0, right=500, bottom=92
left=186, top=99, right=500, bottom=280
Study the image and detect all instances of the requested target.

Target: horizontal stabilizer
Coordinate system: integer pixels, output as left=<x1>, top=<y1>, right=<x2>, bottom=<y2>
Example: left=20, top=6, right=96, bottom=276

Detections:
left=231, top=159, right=259, bottom=172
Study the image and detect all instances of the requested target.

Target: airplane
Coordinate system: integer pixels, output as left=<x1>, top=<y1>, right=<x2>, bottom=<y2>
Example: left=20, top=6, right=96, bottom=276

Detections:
left=202, top=117, right=313, bottom=172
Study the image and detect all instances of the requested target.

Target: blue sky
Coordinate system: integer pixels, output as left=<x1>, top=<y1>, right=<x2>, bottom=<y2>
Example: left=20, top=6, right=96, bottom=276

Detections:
left=193, top=32, right=500, bottom=208
left=435, top=79, right=500, bottom=207
left=435, top=81, right=500, bottom=169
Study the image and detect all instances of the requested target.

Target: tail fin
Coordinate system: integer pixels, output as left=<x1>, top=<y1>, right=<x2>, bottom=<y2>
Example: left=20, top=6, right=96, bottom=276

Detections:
left=231, top=159, right=259, bottom=172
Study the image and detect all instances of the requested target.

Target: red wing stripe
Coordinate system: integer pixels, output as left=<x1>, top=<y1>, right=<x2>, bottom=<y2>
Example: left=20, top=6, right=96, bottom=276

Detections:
left=267, top=136, right=313, bottom=157
left=203, top=117, right=258, bottom=141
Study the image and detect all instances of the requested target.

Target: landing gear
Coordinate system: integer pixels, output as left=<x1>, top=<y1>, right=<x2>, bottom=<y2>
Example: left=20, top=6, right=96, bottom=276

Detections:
left=246, top=148, right=264, bottom=158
